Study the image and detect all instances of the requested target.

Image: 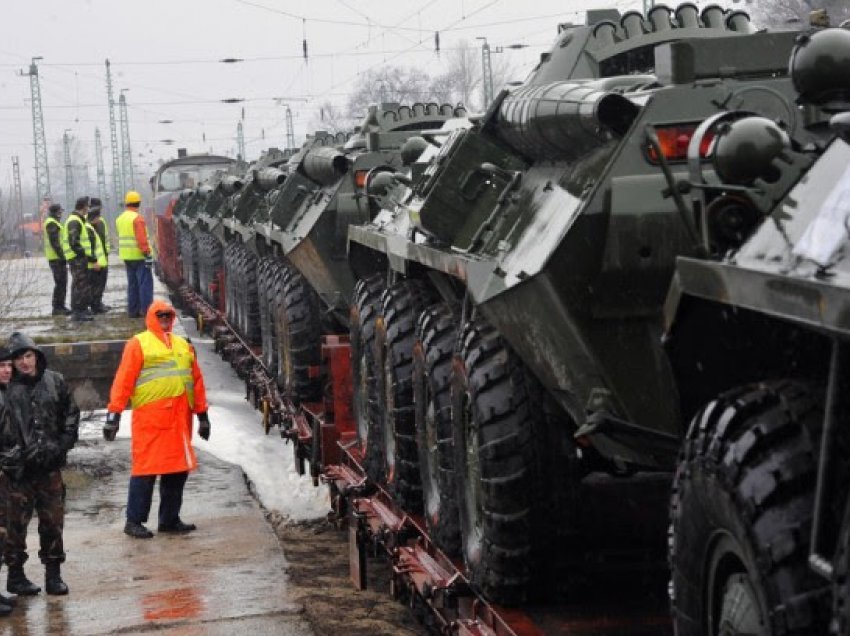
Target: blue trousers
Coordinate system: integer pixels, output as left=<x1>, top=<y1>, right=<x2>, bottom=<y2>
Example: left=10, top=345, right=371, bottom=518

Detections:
left=124, top=259, right=153, bottom=317
left=126, top=472, right=188, bottom=527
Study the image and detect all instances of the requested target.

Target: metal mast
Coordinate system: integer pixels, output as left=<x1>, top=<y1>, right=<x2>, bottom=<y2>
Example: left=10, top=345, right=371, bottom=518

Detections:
left=285, top=105, right=295, bottom=150
left=94, top=127, right=108, bottom=204
left=118, top=90, right=134, bottom=191
left=20, top=57, right=51, bottom=203
left=479, top=38, right=494, bottom=107
left=237, top=121, right=246, bottom=160
left=63, top=129, right=74, bottom=209
left=11, top=156, right=26, bottom=249
left=105, top=59, right=123, bottom=203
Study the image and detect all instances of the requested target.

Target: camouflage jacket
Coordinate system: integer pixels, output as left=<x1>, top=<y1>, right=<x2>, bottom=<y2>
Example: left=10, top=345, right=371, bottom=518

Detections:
left=3, top=369, right=79, bottom=473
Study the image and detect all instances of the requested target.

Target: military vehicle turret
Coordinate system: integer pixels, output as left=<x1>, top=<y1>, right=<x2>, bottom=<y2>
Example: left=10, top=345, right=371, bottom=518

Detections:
left=346, top=2, right=835, bottom=614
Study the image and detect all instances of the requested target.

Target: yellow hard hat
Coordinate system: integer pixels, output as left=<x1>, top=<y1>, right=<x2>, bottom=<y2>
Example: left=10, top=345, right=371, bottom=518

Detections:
left=125, top=190, right=142, bottom=205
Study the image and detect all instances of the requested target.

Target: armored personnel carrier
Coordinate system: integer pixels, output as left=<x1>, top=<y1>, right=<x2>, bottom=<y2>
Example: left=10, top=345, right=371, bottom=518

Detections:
left=346, top=2, right=836, bottom=617
left=176, top=107, right=466, bottom=402
left=650, top=24, right=850, bottom=636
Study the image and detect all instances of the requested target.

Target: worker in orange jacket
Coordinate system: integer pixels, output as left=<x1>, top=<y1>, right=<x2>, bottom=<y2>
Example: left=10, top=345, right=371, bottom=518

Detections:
left=103, top=300, right=211, bottom=539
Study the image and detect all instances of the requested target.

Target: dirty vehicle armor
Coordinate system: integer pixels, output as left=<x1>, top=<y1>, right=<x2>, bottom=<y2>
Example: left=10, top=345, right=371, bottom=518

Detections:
left=169, top=105, right=465, bottom=402
left=346, top=1, right=840, bottom=626
left=151, top=5, right=850, bottom=635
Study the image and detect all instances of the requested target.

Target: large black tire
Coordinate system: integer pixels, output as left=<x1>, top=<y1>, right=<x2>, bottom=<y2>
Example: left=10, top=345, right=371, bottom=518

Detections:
left=375, top=280, right=435, bottom=512
left=350, top=274, right=386, bottom=483
left=451, top=318, right=575, bottom=606
left=197, top=232, right=223, bottom=307
left=413, top=303, right=461, bottom=556
left=179, top=228, right=199, bottom=293
left=670, top=381, right=830, bottom=636
left=257, top=257, right=280, bottom=372
left=274, top=264, right=322, bottom=402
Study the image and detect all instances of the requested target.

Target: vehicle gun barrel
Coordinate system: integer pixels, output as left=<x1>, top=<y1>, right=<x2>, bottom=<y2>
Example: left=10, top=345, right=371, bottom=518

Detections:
left=218, top=175, right=244, bottom=195
left=496, top=80, right=641, bottom=161
left=302, top=147, right=349, bottom=185
left=256, top=167, right=286, bottom=191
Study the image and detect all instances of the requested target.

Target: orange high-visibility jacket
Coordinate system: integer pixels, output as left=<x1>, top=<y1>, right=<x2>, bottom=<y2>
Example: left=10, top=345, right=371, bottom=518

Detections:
left=108, top=300, right=208, bottom=476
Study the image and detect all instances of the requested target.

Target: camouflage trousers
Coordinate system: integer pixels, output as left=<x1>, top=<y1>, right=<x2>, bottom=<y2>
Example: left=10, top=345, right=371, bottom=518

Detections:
left=0, top=475, right=8, bottom=560
left=89, top=266, right=108, bottom=310
left=69, top=257, right=93, bottom=313
left=3, top=470, right=66, bottom=566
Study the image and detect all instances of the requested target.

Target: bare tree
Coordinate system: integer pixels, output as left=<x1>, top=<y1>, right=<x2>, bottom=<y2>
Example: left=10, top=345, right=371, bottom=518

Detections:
left=430, top=40, right=520, bottom=112
left=346, top=65, right=433, bottom=120
left=0, top=189, right=40, bottom=322
left=431, top=42, right=482, bottom=110
left=744, top=0, right=850, bottom=28
left=308, top=100, right=356, bottom=136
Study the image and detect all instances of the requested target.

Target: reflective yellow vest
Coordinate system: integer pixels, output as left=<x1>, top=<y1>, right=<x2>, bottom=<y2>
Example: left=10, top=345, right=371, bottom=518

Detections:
left=62, top=214, right=87, bottom=261
left=87, top=221, right=108, bottom=270
left=115, top=209, right=151, bottom=261
left=43, top=217, right=65, bottom=261
left=132, top=331, right=195, bottom=410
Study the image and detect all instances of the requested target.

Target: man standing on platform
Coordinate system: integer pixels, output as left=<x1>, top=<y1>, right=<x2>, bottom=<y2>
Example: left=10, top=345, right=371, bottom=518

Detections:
left=104, top=301, right=211, bottom=538
left=62, top=197, right=94, bottom=323
left=4, top=332, right=79, bottom=596
left=42, top=204, right=70, bottom=317
left=86, top=199, right=111, bottom=314
left=0, top=347, right=17, bottom=616
left=115, top=191, right=153, bottom=319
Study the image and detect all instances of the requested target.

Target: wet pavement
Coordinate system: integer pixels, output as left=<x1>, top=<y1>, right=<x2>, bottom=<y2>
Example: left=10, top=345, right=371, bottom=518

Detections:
left=0, top=439, right=314, bottom=636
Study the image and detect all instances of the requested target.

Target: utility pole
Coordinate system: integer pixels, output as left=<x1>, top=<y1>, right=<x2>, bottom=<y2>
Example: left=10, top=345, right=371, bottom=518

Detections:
left=477, top=37, right=494, bottom=108
left=285, top=105, right=295, bottom=151
left=643, top=0, right=655, bottom=15
left=119, top=89, right=134, bottom=192
left=237, top=121, right=246, bottom=161
left=95, top=127, right=108, bottom=207
left=63, top=129, right=74, bottom=210
left=106, top=59, right=123, bottom=204
left=19, top=57, right=51, bottom=203
left=11, top=156, right=26, bottom=251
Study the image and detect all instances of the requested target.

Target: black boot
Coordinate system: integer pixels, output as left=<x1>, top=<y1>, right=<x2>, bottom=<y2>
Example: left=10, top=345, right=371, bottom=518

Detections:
left=0, top=596, right=10, bottom=616
left=7, top=566, right=40, bottom=595
left=45, top=563, right=68, bottom=596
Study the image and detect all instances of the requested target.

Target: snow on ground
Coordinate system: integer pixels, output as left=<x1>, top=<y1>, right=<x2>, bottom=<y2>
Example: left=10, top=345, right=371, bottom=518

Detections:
left=47, top=268, right=331, bottom=523
left=186, top=325, right=332, bottom=522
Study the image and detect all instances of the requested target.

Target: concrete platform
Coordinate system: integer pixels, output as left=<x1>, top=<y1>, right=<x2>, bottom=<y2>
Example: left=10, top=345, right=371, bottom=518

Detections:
left=0, top=441, right=313, bottom=636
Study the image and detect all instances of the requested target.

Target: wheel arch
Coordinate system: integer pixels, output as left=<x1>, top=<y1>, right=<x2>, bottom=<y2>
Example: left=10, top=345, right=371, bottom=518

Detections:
left=666, top=293, right=833, bottom=423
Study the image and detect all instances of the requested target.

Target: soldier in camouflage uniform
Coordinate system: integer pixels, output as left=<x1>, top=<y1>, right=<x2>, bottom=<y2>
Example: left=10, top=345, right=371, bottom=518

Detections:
left=87, top=198, right=111, bottom=314
left=63, top=196, right=95, bottom=323
left=3, top=332, right=79, bottom=596
left=0, top=347, right=16, bottom=616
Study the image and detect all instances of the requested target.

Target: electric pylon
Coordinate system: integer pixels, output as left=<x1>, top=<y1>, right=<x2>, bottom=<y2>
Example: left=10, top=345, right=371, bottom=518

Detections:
left=105, top=59, right=123, bottom=205
left=63, top=130, right=74, bottom=210
left=285, top=105, right=295, bottom=151
left=19, top=57, right=51, bottom=203
left=237, top=121, right=246, bottom=161
left=118, top=90, right=134, bottom=192
left=95, top=127, right=109, bottom=208
left=11, top=156, right=26, bottom=249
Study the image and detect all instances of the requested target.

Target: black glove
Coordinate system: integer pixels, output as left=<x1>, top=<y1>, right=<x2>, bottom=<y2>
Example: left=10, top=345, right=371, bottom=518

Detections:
left=103, top=412, right=121, bottom=441
left=144, top=254, right=153, bottom=269
left=197, top=412, right=211, bottom=441
left=0, top=447, right=24, bottom=480
left=40, top=440, right=65, bottom=468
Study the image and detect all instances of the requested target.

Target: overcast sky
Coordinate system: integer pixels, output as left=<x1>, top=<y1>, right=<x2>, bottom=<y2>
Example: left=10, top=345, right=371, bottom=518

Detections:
left=0, top=0, right=738, bottom=197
